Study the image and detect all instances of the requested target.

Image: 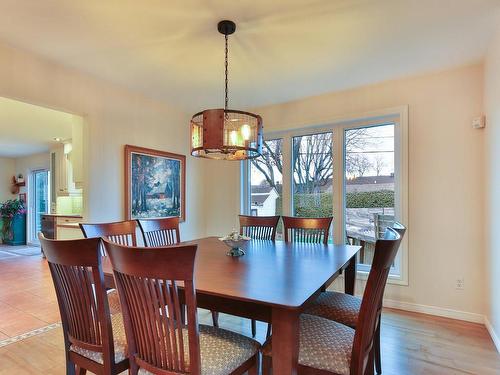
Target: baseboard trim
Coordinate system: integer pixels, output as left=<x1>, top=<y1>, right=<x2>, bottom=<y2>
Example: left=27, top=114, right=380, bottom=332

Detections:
left=382, top=298, right=484, bottom=324
left=484, top=317, right=500, bottom=353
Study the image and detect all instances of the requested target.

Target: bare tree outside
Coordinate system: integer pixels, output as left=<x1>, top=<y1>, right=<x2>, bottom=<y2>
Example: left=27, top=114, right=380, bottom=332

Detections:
left=374, top=154, right=386, bottom=176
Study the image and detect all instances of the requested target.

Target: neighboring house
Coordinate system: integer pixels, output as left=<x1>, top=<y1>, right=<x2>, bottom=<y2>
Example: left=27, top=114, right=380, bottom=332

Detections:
left=250, top=185, right=279, bottom=216
left=346, top=175, right=394, bottom=193
left=305, top=175, right=394, bottom=194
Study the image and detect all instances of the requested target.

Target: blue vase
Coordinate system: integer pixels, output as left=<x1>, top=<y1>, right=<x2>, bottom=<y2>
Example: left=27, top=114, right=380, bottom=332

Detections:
left=4, top=214, right=27, bottom=246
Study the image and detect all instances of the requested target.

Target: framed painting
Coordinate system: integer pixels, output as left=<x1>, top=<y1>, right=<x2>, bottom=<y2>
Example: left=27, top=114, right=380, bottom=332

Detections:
left=125, top=145, right=186, bottom=221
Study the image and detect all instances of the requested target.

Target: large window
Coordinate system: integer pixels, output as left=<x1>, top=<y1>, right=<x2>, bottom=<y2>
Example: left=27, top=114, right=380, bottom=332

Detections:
left=345, top=124, right=397, bottom=274
left=292, top=132, right=333, bottom=219
left=248, top=139, right=283, bottom=237
left=242, top=107, right=408, bottom=283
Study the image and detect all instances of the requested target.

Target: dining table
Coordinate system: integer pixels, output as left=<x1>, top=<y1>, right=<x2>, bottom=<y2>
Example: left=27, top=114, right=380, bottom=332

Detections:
left=102, top=236, right=361, bottom=375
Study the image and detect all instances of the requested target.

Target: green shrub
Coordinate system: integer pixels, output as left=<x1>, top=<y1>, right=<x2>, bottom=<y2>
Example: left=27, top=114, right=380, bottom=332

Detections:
left=346, top=190, right=394, bottom=208
left=271, top=190, right=394, bottom=218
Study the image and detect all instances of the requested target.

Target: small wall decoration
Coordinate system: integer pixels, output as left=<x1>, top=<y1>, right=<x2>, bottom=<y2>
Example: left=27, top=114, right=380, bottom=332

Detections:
left=125, top=145, right=186, bottom=221
left=19, top=193, right=27, bottom=203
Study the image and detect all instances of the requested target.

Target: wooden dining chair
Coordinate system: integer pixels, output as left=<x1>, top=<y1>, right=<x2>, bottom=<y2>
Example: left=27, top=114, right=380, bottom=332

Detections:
left=304, top=222, right=406, bottom=374
left=137, top=217, right=180, bottom=247
left=262, top=227, right=403, bottom=375
left=79, top=220, right=138, bottom=246
left=282, top=216, right=333, bottom=244
left=137, top=216, right=219, bottom=328
left=103, top=239, right=261, bottom=375
left=239, top=215, right=280, bottom=338
left=39, top=234, right=129, bottom=375
left=239, top=215, right=280, bottom=241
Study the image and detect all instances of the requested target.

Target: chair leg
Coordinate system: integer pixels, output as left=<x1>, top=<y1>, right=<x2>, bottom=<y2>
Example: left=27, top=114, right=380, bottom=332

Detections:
left=374, top=320, right=382, bottom=374
left=262, top=355, right=272, bottom=375
left=248, top=353, right=260, bottom=375
left=75, top=365, right=86, bottom=375
left=366, top=348, right=375, bottom=375
left=251, top=319, right=257, bottom=337
left=211, top=311, right=219, bottom=327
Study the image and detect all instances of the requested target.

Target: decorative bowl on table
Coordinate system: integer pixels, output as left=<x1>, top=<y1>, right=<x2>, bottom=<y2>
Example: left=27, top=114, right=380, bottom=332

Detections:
left=219, top=231, right=251, bottom=257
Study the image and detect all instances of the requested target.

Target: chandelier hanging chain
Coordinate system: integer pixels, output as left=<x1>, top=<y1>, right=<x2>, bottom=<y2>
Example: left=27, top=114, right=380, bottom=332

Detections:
left=190, top=20, right=263, bottom=161
left=224, top=33, right=229, bottom=116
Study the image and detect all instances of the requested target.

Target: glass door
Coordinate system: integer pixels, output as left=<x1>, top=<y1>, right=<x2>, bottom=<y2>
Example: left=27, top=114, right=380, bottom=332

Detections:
left=30, top=170, right=49, bottom=244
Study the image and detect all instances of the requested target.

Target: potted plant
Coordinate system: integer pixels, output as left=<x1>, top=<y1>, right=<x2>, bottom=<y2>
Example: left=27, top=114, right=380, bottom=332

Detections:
left=0, top=199, right=27, bottom=245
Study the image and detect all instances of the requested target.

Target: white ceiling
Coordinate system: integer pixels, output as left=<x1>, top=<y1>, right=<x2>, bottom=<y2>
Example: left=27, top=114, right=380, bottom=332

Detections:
left=0, top=0, right=498, bottom=111
left=0, top=97, right=74, bottom=158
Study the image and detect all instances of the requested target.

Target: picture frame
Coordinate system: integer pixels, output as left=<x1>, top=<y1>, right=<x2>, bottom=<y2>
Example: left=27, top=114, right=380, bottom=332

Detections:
left=124, top=145, right=186, bottom=221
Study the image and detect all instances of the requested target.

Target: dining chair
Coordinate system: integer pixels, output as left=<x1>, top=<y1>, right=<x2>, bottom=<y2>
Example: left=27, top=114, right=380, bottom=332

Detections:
left=137, top=217, right=180, bottom=246
left=262, top=227, right=403, bottom=375
left=239, top=214, right=280, bottom=338
left=79, top=220, right=138, bottom=246
left=137, top=216, right=218, bottom=328
left=282, top=216, right=333, bottom=244
left=103, top=239, right=261, bottom=375
left=39, top=234, right=129, bottom=375
left=304, top=222, right=406, bottom=374
left=239, top=215, right=280, bottom=241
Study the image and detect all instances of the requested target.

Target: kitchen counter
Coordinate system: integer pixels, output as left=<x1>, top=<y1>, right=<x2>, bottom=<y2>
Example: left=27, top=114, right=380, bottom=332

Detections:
left=42, top=214, right=83, bottom=218
left=41, top=214, right=83, bottom=239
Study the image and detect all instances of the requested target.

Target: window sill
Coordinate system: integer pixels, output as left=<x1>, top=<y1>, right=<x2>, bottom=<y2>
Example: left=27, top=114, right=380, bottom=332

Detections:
left=355, top=269, right=409, bottom=286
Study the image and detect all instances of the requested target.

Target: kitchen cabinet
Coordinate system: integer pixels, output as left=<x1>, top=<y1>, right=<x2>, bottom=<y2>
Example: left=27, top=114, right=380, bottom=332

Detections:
left=50, top=143, right=79, bottom=197
left=41, top=215, right=83, bottom=239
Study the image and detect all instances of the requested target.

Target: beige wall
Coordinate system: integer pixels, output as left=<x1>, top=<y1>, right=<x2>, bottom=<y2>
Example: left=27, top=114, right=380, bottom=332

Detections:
left=0, top=157, right=15, bottom=202
left=485, top=22, right=500, bottom=348
left=0, top=41, right=205, bottom=240
left=14, top=152, right=50, bottom=195
left=206, top=64, right=486, bottom=318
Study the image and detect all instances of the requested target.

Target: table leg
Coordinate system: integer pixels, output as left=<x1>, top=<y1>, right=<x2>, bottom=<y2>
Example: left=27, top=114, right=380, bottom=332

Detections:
left=345, top=255, right=357, bottom=295
left=272, top=307, right=299, bottom=375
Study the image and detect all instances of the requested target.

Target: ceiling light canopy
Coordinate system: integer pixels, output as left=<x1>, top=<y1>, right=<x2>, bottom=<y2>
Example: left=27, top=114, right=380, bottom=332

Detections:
left=190, top=20, right=263, bottom=161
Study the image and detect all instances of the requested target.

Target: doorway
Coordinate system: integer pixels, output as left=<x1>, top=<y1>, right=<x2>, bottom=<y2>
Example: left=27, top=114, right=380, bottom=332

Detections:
left=30, top=169, right=49, bottom=244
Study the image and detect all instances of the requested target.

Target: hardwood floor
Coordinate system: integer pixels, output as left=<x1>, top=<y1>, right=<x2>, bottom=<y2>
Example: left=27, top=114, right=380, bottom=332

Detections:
left=0, top=250, right=499, bottom=374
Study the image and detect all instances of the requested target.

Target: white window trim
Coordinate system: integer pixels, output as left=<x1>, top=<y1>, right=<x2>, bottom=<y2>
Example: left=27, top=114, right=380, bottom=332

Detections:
left=242, top=105, right=409, bottom=286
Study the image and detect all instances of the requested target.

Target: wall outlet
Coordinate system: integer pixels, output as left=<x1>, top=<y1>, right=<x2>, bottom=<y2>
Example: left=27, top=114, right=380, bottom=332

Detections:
left=456, top=278, right=464, bottom=290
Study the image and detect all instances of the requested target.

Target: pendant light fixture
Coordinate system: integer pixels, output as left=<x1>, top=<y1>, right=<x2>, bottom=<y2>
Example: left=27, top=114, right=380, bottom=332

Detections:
left=190, top=20, right=263, bottom=160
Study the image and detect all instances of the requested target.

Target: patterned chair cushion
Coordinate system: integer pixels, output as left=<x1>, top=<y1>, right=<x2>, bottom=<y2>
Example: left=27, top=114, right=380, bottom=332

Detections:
left=262, top=314, right=354, bottom=375
left=70, top=313, right=127, bottom=364
left=305, top=291, right=361, bottom=327
left=107, top=289, right=122, bottom=315
left=138, top=324, right=260, bottom=375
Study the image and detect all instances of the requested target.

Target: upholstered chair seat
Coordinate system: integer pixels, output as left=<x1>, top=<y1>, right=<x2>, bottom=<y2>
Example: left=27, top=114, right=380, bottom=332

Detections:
left=305, top=291, right=361, bottom=328
left=70, top=313, right=127, bottom=365
left=138, top=324, right=260, bottom=375
left=262, top=314, right=355, bottom=375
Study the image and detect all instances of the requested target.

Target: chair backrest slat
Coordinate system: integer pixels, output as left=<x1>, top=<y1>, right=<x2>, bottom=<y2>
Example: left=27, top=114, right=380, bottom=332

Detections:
left=80, top=220, right=138, bottom=247
left=137, top=217, right=181, bottom=247
left=104, top=239, right=200, bottom=374
left=350, top=223, right=405, bottom=374
left=39, top=234, right=117, bottom=365
left=282, top=216, right=333, bottom=245
left=239, top=215, right=280, bottom=241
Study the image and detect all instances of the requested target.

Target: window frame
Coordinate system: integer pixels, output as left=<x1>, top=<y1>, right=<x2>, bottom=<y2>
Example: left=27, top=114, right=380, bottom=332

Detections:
left=241, top=106, right=409, bottom=285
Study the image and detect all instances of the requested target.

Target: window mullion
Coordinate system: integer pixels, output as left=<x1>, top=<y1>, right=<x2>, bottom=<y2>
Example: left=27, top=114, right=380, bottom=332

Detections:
left=282, top=135, right=292, bottom=216
left=333, top=128, right=344, bottom=245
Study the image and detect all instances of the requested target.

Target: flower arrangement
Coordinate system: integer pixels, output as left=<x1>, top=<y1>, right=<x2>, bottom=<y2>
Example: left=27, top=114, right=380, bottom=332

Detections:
left=0, top=199, right=27, bottom=240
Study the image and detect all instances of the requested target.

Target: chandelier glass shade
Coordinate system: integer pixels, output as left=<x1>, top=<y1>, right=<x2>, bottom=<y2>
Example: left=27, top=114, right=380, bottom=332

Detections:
left=190, top=20, right=263, bottom=161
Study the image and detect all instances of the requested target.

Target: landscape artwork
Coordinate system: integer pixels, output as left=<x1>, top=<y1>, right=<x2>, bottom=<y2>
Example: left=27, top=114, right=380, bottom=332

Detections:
left=125, top=145, right=186, bottom=221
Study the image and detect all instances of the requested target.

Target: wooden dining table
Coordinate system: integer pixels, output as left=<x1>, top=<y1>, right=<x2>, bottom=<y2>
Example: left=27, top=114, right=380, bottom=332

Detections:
left=102, top=236, right=361, bottom=375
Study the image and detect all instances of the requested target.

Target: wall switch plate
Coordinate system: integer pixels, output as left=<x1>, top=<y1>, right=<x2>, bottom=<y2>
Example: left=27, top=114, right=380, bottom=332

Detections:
left=472, top=115, right=485, bottom=129
left=456, top=278, right=464, bottom=290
